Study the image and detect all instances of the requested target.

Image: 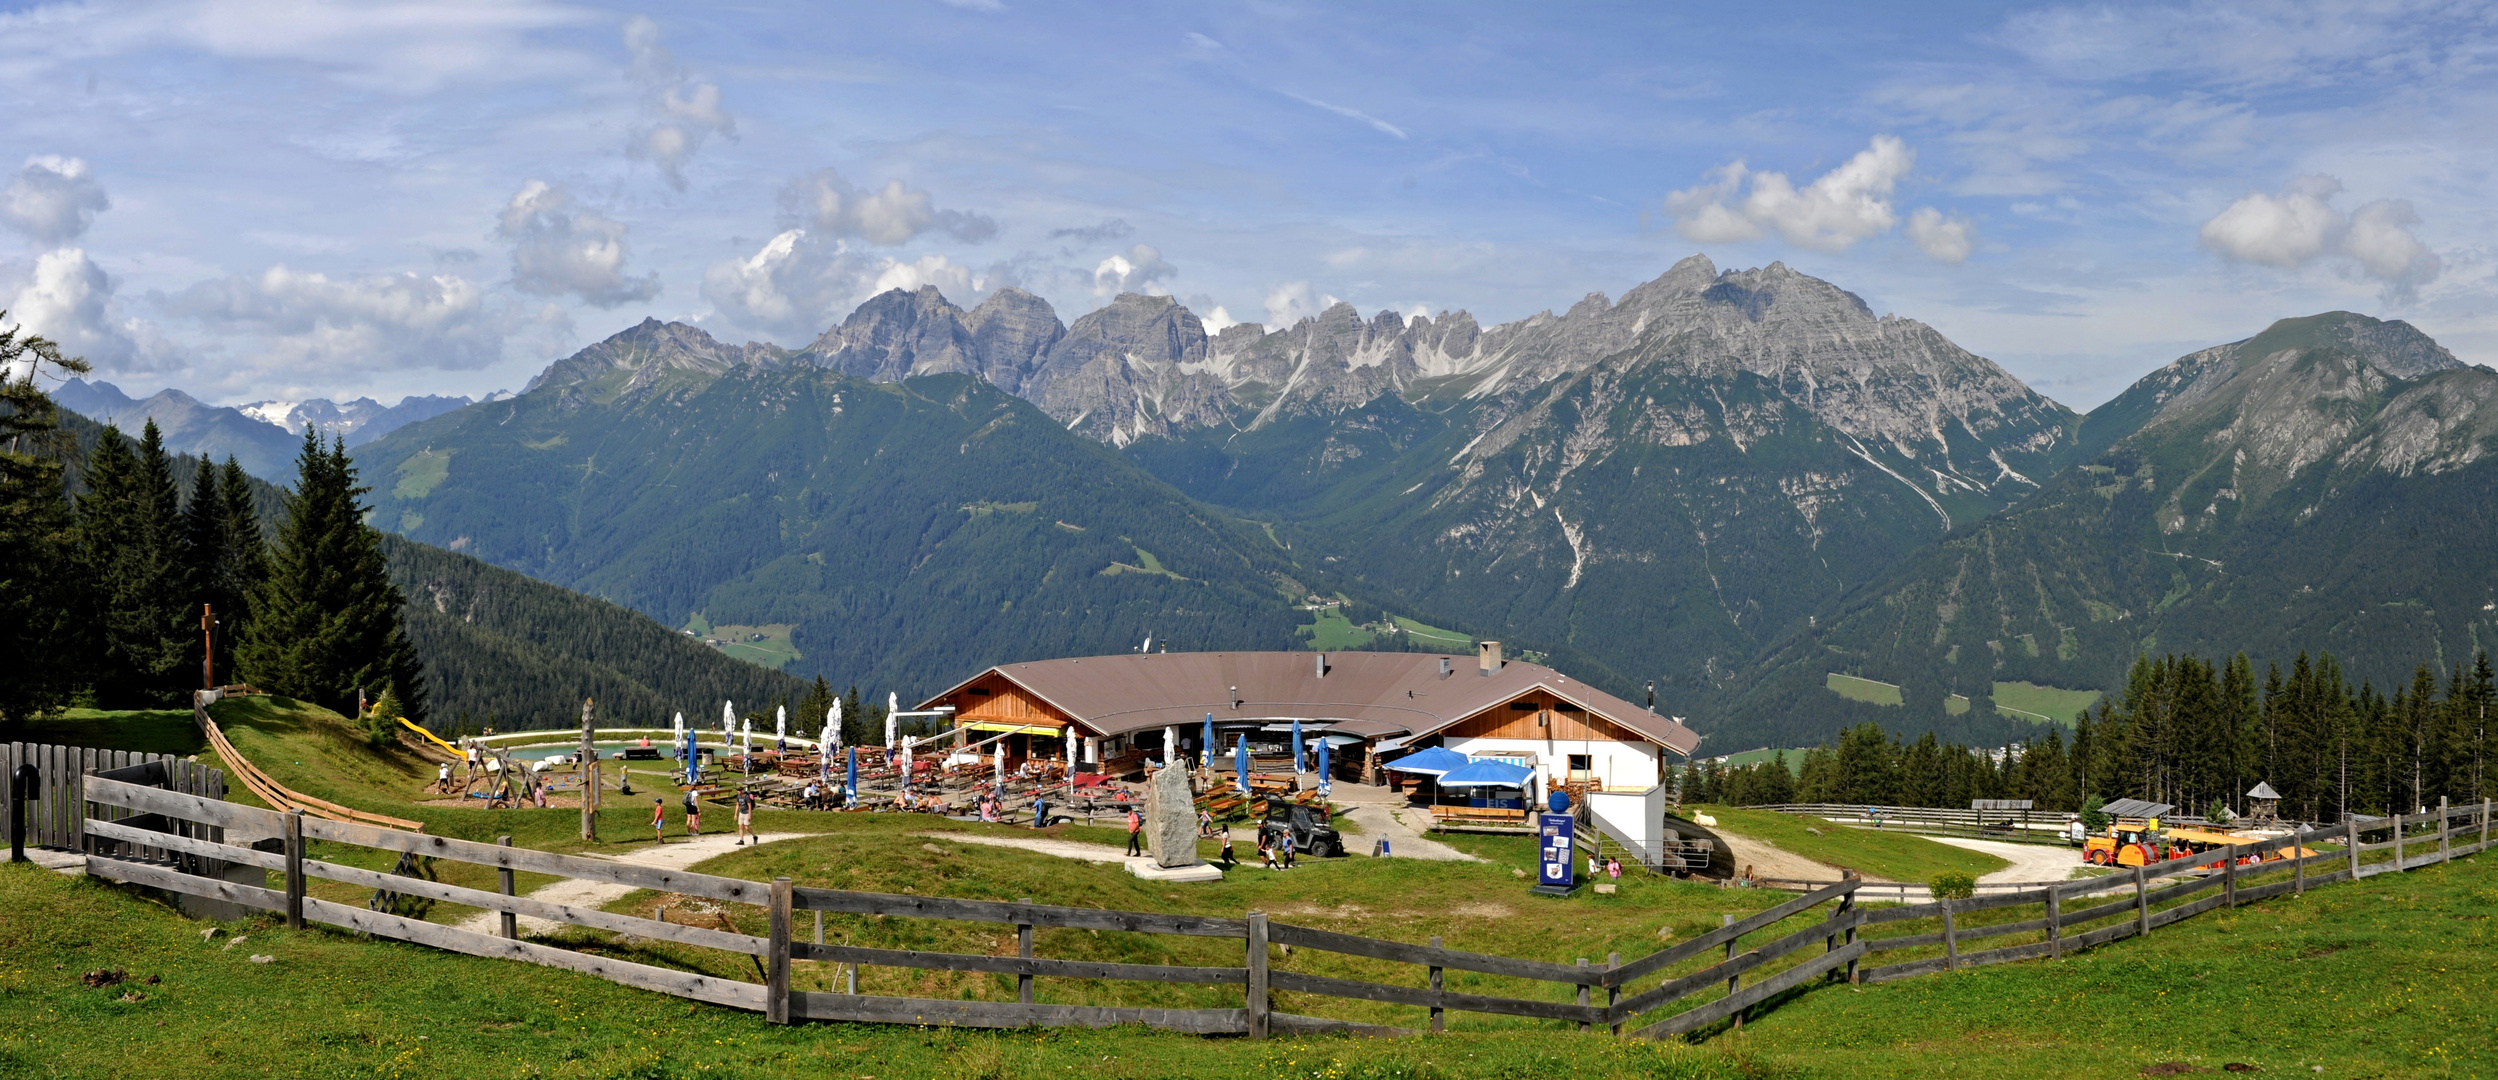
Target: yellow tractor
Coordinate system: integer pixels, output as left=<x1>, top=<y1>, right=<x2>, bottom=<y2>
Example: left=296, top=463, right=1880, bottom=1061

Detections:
left=2082, top=798, right=2175, bottom=867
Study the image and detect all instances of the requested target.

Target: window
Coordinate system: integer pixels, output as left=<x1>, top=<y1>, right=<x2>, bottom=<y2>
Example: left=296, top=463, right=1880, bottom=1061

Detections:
left=1510, top=702, right=1537, bottom=712
left=1567, top=754, right=1592, bottom=779
left=969, top=688, right=993, bottom=696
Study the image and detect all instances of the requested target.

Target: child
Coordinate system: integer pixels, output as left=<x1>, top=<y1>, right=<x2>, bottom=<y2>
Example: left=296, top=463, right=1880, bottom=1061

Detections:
left=1259, top=830, right=1278, bottom=870
left=651, top=798, right=666, bottom=844
left=1281, top=830, right=1297, bottom=869
left=684, top=789, right=702, bottom=837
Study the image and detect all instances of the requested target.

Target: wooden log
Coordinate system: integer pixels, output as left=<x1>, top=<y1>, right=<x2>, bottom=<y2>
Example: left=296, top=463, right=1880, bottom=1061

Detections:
left=84, top=818, right=283, bottom=871
left=1261, top=921, right=1589, bottom=984
left=768, top=878, right=791, bottom=1024
left=790, top=943, right=1245, bottom=984
left=788, top=992, right=1247, bottom=1033
left=1246, top=912, right=1270, bottom=1041
left=300, top=857, right=765, bottom=956
left=794, top=886, right=1246, bottom=937
left=1633, top=941, right=1863, bottom=1038
left=1608, top=878, right=1858, bottom=986
left=1265, top=970, right=1599, bottom=1023
left=86, top=854, right=286, bottom=913
left=497, top=836, right=517, bottom=940
left=302, top=818, right=763, bottom=905
left=302, top=897, right=767, bottom=1011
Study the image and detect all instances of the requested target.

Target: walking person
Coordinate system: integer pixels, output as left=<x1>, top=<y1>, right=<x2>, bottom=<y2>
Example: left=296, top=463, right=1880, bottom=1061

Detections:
left=683, top=788, right=702, bottom=837
left=651, top=798, right=667, bottom=844
left=1030, top=794, right=1049, bottom=829
left=1198, top=809, right=1214, bottom=838
left=735, top=788, right=756, bottom=845
left=1259, top=829, right=1278, bottom=870
left=1281, top=829, right=1297, bottom=869
left=1125, top=806, right=1145, bottom=856
left=1219, top=830, right=1236, bottom=866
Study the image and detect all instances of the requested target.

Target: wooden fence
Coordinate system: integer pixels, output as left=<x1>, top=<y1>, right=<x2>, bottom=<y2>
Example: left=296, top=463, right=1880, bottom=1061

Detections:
left=79, top=771, right=1867, bottom=1039
left=72, top=770, right=2492, bottom=1041
left=192, top=693, right=423, bottom=832
left=5, top=742, right=224, bottom=853
left=1846, top=799, right=2491, bottom=982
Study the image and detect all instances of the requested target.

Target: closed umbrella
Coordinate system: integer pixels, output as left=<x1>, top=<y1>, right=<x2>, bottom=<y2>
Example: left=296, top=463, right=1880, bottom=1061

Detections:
left=885, top=693, right=898, bottom=748
left=775, top=705, right=786, bottom=746
left=683, top=727, right=698, bottom=786
left=818, top=710, right=835, bottom=785
left=845, top=746, right=857, bottom=801
left=1317, top=737, right=1332, bottom=798
left=1234, top=735, right=1249, bottom=794
left=1291, top=719, right=1305, bottom=773
left=1201, top=713, right=1215, bottom=768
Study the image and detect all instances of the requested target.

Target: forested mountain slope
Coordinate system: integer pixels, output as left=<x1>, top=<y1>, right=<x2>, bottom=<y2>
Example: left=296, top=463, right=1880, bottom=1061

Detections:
left=1720, top=312, right=2498, bottom=744
left=56, top=406, right=804, bottom=730
left=358, top=362, right=1337, bottom=698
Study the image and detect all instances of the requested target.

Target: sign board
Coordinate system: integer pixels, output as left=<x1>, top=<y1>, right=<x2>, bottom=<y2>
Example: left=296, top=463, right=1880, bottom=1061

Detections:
left=1537, top=812, right=1575, bottom=890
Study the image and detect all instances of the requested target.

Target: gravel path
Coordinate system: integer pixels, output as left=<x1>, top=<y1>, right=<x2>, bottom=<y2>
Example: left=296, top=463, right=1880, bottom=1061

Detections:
left=1342, top=804, right=1482, bottom=861
left=450, top=831, right=810, bottom=936
left=1925, top=836, right=2085, bottom=884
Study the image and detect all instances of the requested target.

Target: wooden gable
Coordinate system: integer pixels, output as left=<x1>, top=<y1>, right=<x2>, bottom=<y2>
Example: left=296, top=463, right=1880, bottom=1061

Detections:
left=1442, top=688, right=1651, bottom=745
left=938, top=671, right=1072, bottom=729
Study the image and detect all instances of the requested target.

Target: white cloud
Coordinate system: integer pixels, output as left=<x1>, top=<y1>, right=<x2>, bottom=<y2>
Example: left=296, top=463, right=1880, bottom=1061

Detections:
left=1283, top=92, right=1408, bottom=140
left=1667, top=135, right=1920, bottom=253
left=164, top=264, right=509, bottom=371
left=9, top=247, right=170, bottom=372
left=870, top=253, right=979, bottom=299
left=1, top=156, right=111, bottom=245
left=495, top=180, right=660, bottom=308
left=1263, top=281, right=1339, bottom=326
left=1905, top=207, right=1976, bottom=264
left=1091, top=244, right=1175, bottom=297
left=0, top=0, right=597, bottom=95
left=623, top=16, right=736, bottom=190
left=2199, top=175, right=2440, bottom=300
left=1198, top=305, right=1240, bottom=334
left=778, top=168, right=996, bottom=247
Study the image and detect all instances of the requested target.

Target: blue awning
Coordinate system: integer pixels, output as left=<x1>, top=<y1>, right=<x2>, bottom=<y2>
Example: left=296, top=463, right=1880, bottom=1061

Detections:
left=1382, top=746, right=1469, bottom=775
left=1436, top=759, right=1535, bottom=789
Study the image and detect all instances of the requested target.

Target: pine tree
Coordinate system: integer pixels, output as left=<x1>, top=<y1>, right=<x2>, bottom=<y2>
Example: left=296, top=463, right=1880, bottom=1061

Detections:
left=238, top=430, right=426, bottom=722
left=77, top=422, right=191, bottom=706
left=218, top=455, right=267, bottom=631
left=0, top=316, right=89, bottom=722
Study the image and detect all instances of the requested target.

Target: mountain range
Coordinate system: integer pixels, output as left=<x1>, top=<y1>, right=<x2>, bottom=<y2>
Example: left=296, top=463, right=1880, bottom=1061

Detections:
left=277, top=256, right=2498, bottom=748
left=54, top=378, right=494, bottom=481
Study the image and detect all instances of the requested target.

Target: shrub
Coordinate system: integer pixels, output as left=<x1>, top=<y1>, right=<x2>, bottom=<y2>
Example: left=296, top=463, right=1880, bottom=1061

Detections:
left=1929, top=870, right=1977, bottom=900
left=2079, top=793, right=2109, bottom=832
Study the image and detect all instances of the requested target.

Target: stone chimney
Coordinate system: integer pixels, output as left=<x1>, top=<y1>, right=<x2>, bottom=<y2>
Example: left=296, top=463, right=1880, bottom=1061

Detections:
left=1478, top=641, right=1503, bottom=676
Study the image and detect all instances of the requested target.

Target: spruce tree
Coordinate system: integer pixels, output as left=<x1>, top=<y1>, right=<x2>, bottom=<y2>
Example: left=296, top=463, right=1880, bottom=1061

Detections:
left=218, top=455, right=268, bottom=630
left=0, top=317, right=89, bottom=722
left=77, top=422, right=191, bottom=706
left=238, top=429, right=426, bottom=723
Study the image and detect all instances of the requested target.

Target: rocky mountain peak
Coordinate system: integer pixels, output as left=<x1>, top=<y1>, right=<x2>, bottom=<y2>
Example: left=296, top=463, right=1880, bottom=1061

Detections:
left=523, top=318, right=781, bottom=397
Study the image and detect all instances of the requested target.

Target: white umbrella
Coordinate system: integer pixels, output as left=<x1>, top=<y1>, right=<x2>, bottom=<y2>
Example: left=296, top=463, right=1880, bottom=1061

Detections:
left=741, top=718, right=752, bottom=756
left=993, top=737, right=1005, bottom=779
left=775, top=705, right=786, bottom=744
left=828, top=701, right=843, bottom=750
left=722, top=700, right=735, bottom=737
left=884, top=692, right=898, bottom=748
left=672, top=711, right=684, bottom=739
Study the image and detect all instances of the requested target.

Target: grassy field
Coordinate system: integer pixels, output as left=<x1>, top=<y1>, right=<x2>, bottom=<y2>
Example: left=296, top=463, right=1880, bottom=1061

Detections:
left=1687, top=806, right=2007, bottom=883
left=4, top=709, right=207, bottom=756
left=1714, top=748, right=1808, bottom=775
left=1823, top=674, right=1902, bottom=707
left=1988, top=681, right=2102, bottom=727
left=1299, top=606, right=1376, bottom=650
left=1389, top=616, right=1471, bottom=648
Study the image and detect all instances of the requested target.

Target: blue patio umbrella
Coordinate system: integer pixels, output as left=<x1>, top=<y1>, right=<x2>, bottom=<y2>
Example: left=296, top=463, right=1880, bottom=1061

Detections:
left=1234, top=735, right=1249, bottom=794
left=683, top=728, right=699, bottom=786
left=1317, top=737, right=1331, bottom=797
left=845, top=746, right=858, bottom=801
left=1291, top=719, right=1304, bottom=772
left=1201, top=713, right=1215, bottom=768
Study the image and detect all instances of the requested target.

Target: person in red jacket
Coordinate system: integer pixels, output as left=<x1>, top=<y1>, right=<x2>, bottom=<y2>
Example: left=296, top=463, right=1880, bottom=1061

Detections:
left=1125, top=807, right=1145, bottom=856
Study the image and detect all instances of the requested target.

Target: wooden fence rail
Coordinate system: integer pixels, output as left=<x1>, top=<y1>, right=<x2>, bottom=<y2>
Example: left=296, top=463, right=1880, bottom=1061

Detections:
left=6, top=742, right=224, bottom=856
left=70, top=772, right=2493, bottom=1042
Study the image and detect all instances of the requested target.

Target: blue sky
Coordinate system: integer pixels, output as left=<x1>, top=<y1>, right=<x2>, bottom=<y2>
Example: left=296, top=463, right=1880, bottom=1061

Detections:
left=2, top=0, right=2491, bottom=409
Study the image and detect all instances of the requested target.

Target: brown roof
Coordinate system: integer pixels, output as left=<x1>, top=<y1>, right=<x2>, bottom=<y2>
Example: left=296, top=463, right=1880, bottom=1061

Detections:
left=921, top=651, right=1701, bottom=756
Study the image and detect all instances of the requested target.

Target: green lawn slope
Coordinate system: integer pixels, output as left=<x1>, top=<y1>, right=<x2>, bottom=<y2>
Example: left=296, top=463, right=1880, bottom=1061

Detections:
left=1690, top=806, right=2008, bottom=882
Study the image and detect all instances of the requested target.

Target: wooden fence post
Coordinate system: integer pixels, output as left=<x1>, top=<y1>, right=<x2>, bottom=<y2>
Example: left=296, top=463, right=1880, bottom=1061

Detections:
left=2133, top=864, right=2148, bottom=938
left=2395, top=809, right=2407, bottom=869
left=1722, top=913, right=1742, bottom=1031
left=283, top=809, right=306, bottom=930
left=2482, top=800, right=2491, bottom=852
left=1245, top=912, right=1270, bottom=1040
left=1606, top=951, right=1621, bottom=1037
left=814, top=910, right=823, bottom=947
left=1575, top=957, right=1590, bottom=1033
left=2046, top=888, right=2061, bottom=959
left=1941, top=897, right=1958, bottom=971
left=1428, top=935, right=1444, bottom=1033
left=2348, top=819, right=2364, bottom=879
left=2293, top=828, right=2305, bottom=895
left=2222, top=842, right=2237, bottom=907
left=2439, top=796, right=2450, bottom=864
left=767, top=877, right=791, bottom=1024
left=7, top=748, right=24, bottom=864
left=1016, top=897, right=1035, bottom=1005
left=497, top=836, right=517, bottom=940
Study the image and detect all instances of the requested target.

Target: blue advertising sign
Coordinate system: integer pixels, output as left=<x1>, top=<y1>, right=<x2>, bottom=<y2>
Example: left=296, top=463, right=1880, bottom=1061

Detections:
left=1537, top=812, right=1575, bottom=890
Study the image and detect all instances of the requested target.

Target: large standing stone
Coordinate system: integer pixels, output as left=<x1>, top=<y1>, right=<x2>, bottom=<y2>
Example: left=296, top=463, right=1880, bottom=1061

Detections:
left=1145, top=764, right=1202, bottom=868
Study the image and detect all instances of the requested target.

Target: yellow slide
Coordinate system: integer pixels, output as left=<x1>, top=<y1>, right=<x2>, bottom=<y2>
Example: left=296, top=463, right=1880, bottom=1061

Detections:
left=398, top=716, right=462, bottom=756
